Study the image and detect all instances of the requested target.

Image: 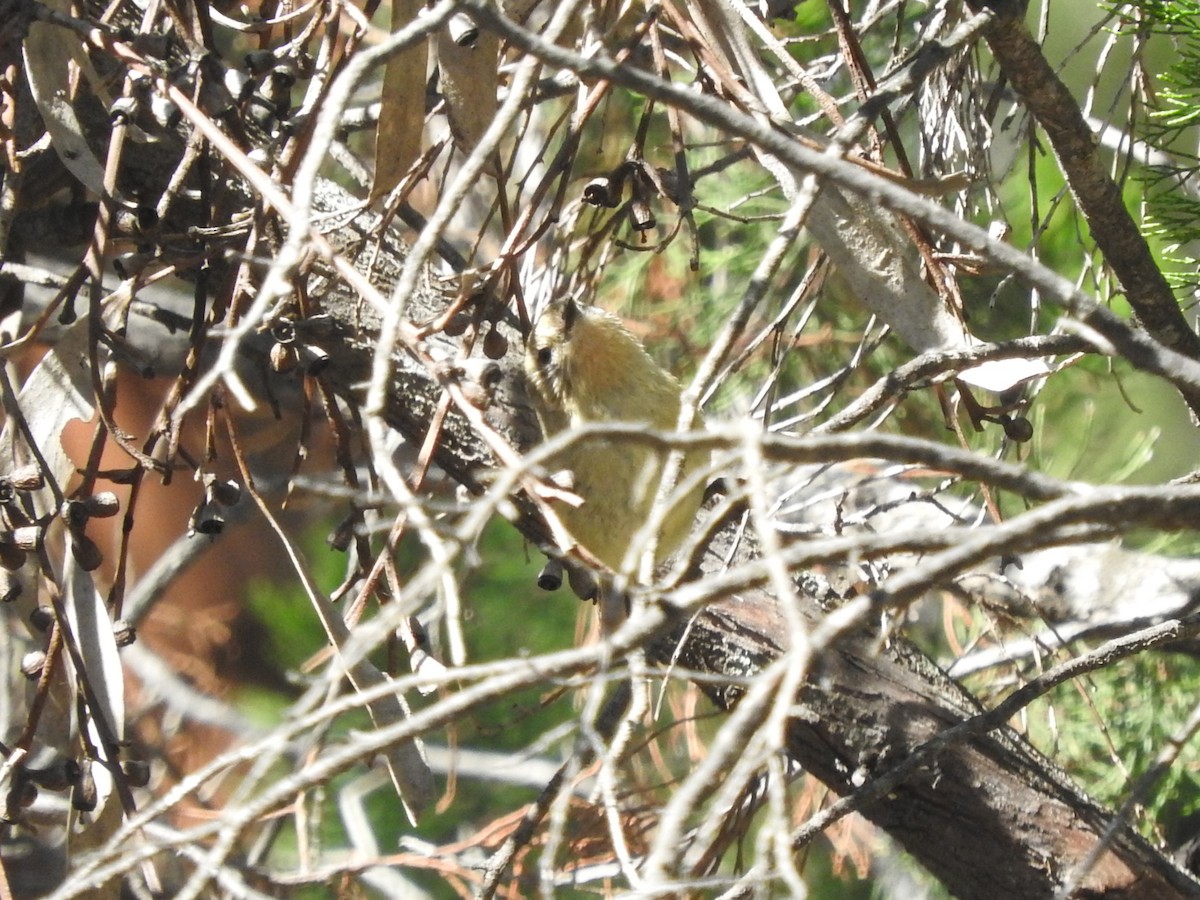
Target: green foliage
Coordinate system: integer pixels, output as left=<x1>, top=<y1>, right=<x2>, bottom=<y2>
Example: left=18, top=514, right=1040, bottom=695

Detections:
left=244, top=578, right=327, bottom=677
left=1024, top=370, right=1164, bottom=484
left=1023, top=653, right=1200, bottom=844
left=1113, top=2, right=1200, bottom=290
left=240, top=518, right=584, bottom=892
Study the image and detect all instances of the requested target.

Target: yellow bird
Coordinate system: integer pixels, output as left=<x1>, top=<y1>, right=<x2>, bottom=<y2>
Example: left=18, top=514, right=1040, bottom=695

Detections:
left=523, top=299, right=706, bottom=621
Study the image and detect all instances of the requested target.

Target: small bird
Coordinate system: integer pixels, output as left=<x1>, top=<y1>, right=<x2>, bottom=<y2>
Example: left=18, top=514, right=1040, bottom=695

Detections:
left=523, top=298, right=706, bottom=625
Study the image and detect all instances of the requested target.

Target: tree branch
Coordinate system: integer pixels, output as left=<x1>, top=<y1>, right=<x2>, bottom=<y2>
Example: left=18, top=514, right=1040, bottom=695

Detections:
left=969, top=0, right=1200, bottom=366
left=300, top=183, right=1200, bottom=898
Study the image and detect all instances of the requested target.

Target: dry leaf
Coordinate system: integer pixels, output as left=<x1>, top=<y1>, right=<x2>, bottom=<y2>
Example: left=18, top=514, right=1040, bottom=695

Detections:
left=0, top=320, right=95, bottom=515
left=23, top=2, right=109, bottom=196
left=436, top=27, right=498, bottom=161
left=63, top=542, right=125, bottom=858
left=371, top=0, right=429, bottom=202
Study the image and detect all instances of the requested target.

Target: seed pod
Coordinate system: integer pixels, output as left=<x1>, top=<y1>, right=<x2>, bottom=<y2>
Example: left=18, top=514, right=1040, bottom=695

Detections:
left=296, top=343, right=329, bottom=375
left=28, top=606, right=54, bottom=632
left=223, top=67, right=252, bottom=102
left=208, top=479, right=242, bottom=508
left=270, top=342, right=298, bottom=373
left=62, top=499, right=90, bottom=529
left=0, top=544, right=24, bottom=571
left=270, top=318, right=297, bottom=345
left=244, top=49, right=276, bottom=74
left=628, top=198, right=656, bottom=232
left=482, top=326, right=508, bottom=360
left=261, top=63, right=297, bottom=116
left=69, top=533, right=104, bottom=571
left=1002, top=415, right=1034, bottom=443
left=109, top=96, right=139, bottom=123
left=85, top=492, right=120, bottom=518
left=244, top=93, right=279, bottom=133
left=150, top=435, right=173, bottom=471
left=298, top=314, right=335, bottom=338
left=21, top=651, right=45, bottom=680
left=656, top=166, right=686, bottom=204
left=327, top=514, right=356, bottom=553
left=121, top=759, right=151, bottom=788
left=135, top=205, right=159, bottom=233
left=10, top=526, right=42, bottom=553
left=443, top=312, right=472, bottom=337
left=149, top=94, right=181, bottom=129
left=189, top=502, right=225, bottom=536
left=448, top=12, right=478, bottom=47
left=71, top=760, right=97, bottom=812
left=566, top=564, right=598, bottom=602
left=270, top=316, right=297, bottom=345
left=113, top=620, right=136, bottom=648
left=29, top=761, right=72, bottom=792
left=582, top=176, right=621, bottom=208
left=7, top=467, right=43, bottom=492
left=537, top=559, right=563, bottom=591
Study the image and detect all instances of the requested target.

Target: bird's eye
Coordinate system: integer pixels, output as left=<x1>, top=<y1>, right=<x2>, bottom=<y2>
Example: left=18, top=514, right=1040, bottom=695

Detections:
left=536, top=346, right=554, bottom=370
